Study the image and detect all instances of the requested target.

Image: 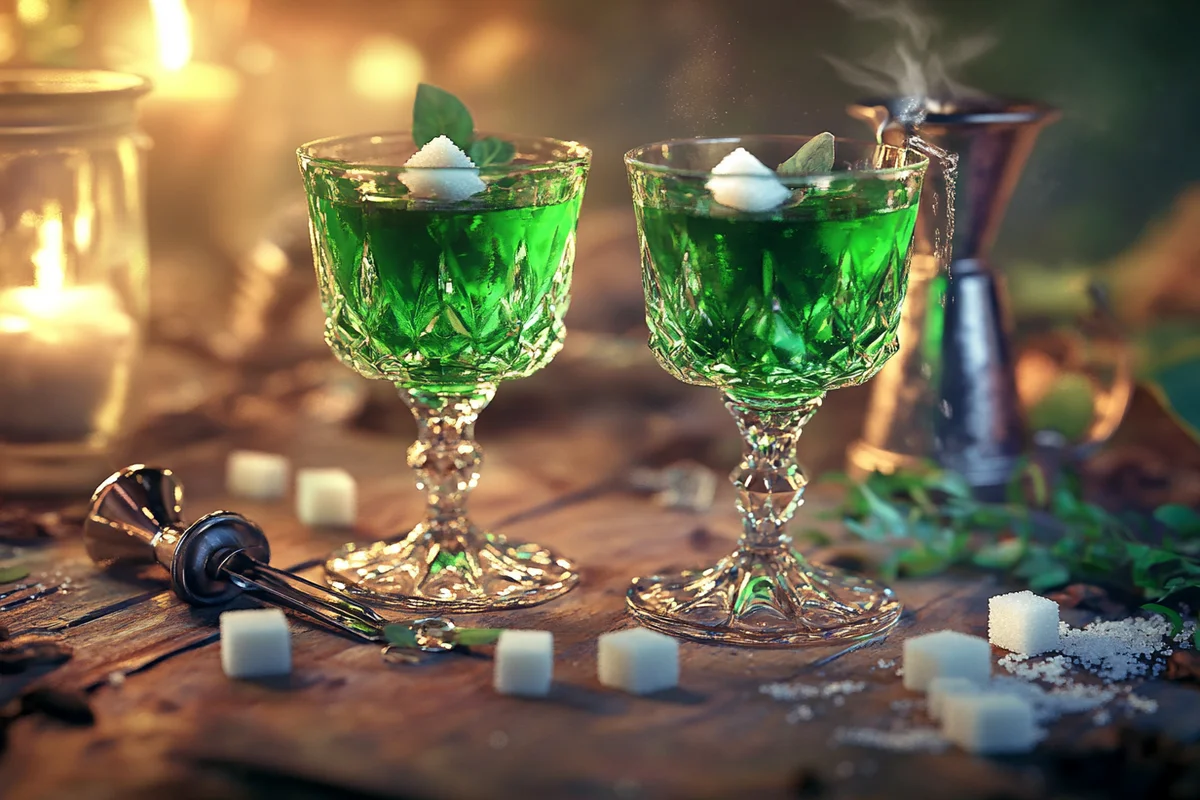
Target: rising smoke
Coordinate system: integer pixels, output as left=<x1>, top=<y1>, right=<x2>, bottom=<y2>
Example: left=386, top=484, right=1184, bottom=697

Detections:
left=827, top=0, right=995, bottom=121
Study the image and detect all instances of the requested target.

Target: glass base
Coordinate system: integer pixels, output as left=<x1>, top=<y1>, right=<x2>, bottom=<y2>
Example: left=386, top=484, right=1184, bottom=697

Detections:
left=326, top=521, right=579, bottom=612
left=627, top=549, right=902, bottom=647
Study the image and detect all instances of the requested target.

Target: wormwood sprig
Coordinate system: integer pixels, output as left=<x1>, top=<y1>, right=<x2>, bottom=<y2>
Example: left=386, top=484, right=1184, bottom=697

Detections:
left=816, top=462, right=1200, bottom=602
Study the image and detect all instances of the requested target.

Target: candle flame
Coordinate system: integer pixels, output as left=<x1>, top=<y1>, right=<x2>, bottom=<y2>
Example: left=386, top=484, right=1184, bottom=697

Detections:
left=32, top=202, right=65, bottom=302
left=150, top=0, right=193, bottom=72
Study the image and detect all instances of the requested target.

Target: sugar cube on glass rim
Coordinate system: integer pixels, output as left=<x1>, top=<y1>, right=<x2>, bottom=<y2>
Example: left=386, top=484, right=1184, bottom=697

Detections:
left=903, top=629, right=991, bottom=692
left=402, top=135, right=486, bottom=202
left=494, top=630, right=553, bottom=697
left=226, top=450, right=290, bottom=500
left=296, top=467, right=357, bottom=527
left=927, top=676, right=980, bottom=721
left=705, top=147, right=790, bottom=213
left=220, top=608, right=291, bottom=679
left=942, top=692, right=1041, bottom=755
left=598, top=627, right=680, bottom=695
left=989, top=590, right=1060, bottom=656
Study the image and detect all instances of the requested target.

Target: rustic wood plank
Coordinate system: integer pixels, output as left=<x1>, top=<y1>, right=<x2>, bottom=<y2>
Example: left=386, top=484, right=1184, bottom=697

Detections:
left=3, top=482, right=1023, bottom=800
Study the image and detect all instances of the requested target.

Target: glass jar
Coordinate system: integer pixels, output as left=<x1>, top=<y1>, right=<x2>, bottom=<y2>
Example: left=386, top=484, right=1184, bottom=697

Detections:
left=0, top=69, right=150, bottom=493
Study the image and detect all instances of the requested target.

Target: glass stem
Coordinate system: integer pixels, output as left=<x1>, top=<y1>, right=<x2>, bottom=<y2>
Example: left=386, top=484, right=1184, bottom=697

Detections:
left=397, top=384, right=497, bottom=529
left=725, top=395, right=825, bottom=554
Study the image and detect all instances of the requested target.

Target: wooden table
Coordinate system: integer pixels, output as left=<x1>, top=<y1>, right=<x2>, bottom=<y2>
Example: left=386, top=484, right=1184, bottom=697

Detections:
left=3, top=209, right=1199, bottom=799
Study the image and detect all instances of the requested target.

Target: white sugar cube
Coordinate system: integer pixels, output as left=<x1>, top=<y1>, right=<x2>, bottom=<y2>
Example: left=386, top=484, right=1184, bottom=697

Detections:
left=598, top=627, right=680, bottom=695
left=942, top=692, right=1040, bottom=754
left=402, top=135, right=486, bottom=202
left=494, top=630, right=553, bottom=697
left=220, top=608, right=291, bottom=679
left=927, top=676, right=979, bottom=720
left=226, top=450, right=290, bottom=500
left=705, top=147, right=790, bottom=213
left=988, top=590, right=1060, bottom=655
left=903, top=630, right=991, bottom=691
left=295, top=468, right=357, bottom=527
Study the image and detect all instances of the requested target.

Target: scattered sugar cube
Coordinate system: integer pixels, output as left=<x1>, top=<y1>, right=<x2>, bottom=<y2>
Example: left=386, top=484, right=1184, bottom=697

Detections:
left=903, top=630, right=991, bottom=691
left=220, top=608, right=291, bottom=679
left=402, top=135, right=486, bottom=202
left=296, top=468, right=357, bottom=527
left=226, top=450, right=290, bottom=500
left=705, top=147, right=790, bottom=213
left=989, top=590, right=1060, bottom=656
left=942, top=693, right=1040, bottom=754
left=927, top=676, right=979, bottom=720
left=494, top=630, right=553, bottom=697
left=598, top=627, right=680, bottom=695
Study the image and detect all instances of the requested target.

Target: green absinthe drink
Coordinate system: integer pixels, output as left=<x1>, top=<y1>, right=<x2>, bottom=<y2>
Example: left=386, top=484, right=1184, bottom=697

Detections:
left=301, top=133, right=588, bottom=394
left=298, top=129, right=589, bottom=613
left=624, top=135, right=928, bottom=647
left=312, top=196, right=582, bottom=392
left=634, top=151, right=923, bottom=407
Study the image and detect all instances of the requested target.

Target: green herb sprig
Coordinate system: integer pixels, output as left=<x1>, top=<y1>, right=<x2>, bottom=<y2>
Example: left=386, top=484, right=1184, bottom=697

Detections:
left=816, top=462, right=1200, bottom=602
left=412, top=83, right=515, bottom=167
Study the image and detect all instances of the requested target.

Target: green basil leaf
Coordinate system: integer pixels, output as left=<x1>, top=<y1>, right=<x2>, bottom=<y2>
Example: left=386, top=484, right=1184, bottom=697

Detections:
left=777, top=132, right=835, bottom=176
left=413, top=83, right=474, bottom=150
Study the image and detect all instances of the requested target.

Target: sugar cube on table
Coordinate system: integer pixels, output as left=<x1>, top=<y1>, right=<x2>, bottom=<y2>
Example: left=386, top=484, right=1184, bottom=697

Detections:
left=942, top=692, right=1040, bottom=754
left=494, top=630, right=553, bottom=697
left=598, top=627, right=680, bottom=695
left=903, top=630, right=991, bottom=691
left=220, top=608, right=291, bottom=679
left=296, top=468, right=357, bottom=527
left=988, top=590, right=1060, bottom=656
left=226, top=450, right=289, bottom=500
left=927, top=676, right=979, bottom=720
left=705, top=147, right=791, bottom=213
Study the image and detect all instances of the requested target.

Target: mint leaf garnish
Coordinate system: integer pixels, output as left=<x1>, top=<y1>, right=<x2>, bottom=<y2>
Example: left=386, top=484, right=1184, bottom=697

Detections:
left=0, top=564, right=29, bottom=584
left=777, top=132, right=835, bottom=176
left=413, top=83, right=473, bottom=150
left=412, top=83, right=515, bottom=167
left=469, top=137, right=515, bottom=168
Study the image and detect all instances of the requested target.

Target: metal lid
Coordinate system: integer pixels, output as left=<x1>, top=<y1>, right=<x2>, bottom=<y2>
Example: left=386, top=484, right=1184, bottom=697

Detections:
left=0, top=68, right=150, bottom=133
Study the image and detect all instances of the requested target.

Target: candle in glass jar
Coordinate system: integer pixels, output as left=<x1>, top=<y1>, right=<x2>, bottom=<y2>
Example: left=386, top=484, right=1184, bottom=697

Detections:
left=0, top=283, right=138, bottom=444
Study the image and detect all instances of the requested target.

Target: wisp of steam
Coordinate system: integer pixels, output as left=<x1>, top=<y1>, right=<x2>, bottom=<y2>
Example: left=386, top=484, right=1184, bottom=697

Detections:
left=827, top=0, right=995, bottom=124
left=827, top=0, right=974, bottom=410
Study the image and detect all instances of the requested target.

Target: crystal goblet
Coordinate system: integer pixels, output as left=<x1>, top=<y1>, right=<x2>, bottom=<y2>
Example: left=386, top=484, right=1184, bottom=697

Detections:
left=298, top=132, right=589, bottom=611
left=625, top=135, right=928, bottom=645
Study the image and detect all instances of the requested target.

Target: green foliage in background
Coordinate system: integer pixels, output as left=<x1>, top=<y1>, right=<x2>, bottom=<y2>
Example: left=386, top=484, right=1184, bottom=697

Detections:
left=814, top=463, right=1200, bottom=602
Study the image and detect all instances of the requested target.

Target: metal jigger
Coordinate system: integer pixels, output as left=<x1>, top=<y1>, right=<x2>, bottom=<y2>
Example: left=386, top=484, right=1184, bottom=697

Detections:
left=84, top=465, right=390, bottom=641
left=846, top=98, right=1059, bottom=493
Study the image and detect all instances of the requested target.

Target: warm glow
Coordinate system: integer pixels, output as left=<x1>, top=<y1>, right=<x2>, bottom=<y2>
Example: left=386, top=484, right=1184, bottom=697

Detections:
left=16, top=0, right=49, bottom=27
left=74, top=159, right=94, bottom=254
left=150, top=0, right=193, bottom=72
left=32, top=202, right=66, bottom=301
left=349, top=35, right=424, bottom=101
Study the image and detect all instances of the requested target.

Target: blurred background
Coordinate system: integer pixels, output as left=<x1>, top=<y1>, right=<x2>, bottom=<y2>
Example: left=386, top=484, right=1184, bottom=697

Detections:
left=2, top=0, right=1197, bottom=500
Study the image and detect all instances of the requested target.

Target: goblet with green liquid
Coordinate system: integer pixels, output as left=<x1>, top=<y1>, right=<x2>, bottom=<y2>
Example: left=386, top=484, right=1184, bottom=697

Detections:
left=299, top=132, right=589, bottom=611
left=626, top=136, right=927, bottom=645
